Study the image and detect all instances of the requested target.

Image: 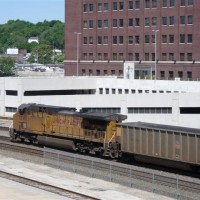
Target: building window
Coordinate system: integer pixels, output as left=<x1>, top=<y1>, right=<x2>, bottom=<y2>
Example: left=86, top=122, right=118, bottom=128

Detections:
left=98, top=3, right=102, bottom=11
left=178, top=71, right=183, bottom=78
left=187, top=53, right=192, bottom=61
left=180, top=0, right=186, bottom=6
left=119, top=2, right=124, bottom=10
left=113, top=19, right=117, bottom=27
left=135, top=18, right=140, bottom=26
left=135, top=0, right=140, bottom=9
left=160, top=71, right=165, bottom=79
left=89, top=53, right=93, bottom=60
left=188, top=16, right=193, bottom=25
left=104, top=20, right=108, bottom=28
left=135, top=53, right=140, bottom=61
left=89, top=69, right=93, bottom=76
left=145, top=0, right=150, bottom=8
left=98, top=36, right=102, bottom=44
left=152, top=17, right=157, bottom=26
left=162, top=53, right=167, bottom=61
left=112, top=89, right=116, bottom=94
left=169, top=35, right=174, bottom=43
left=99, top=88, right=103, bottom=94
left=89, top=4, right=94, bottom=12
left=6, top=90, right=18, bottom=96
left=145, top=53, right=150, bottom=61
left=113, top=2, right=118, bottom=10
left=105, top=88, right=109, bottom=94
left=128, top=53, right=133, bottom=60
left=103, top=36, right=108, bottom=44
left=111, top=70, right=116, bottom=75
left=104, top=70, right=108, bottom=75
left=169, top=16, right=174, bottom=25
left=119, top=19, right=124, bottom=27
left=170, top=0, right=175, bottom=7
left=152, top=53, right=155, bottom=61
left=152, top=35, right=155, bottom=43
left=118, top=89, right=122, bottom=94
left=98, top=53, right=102, bottom=60
left=113, top=53, right=117, bottom=60
left=98, top=20, right=102, bottom=28
left=162, top=35, right=167, bottom=43
left=113, top=36, right=117, bottom=44
left=83, top=4, right=88, bottom=12
left=83, top=21, right=87, bottom=28
left=119, top=53, right=124, bottom=60
left=104, top=3, right=109, bottom=11
left=129, top=1, right=134, bottom=9
left=129, top=18, right=133, bottom=26
left=83, top=37, right=87, bottom=44
left=187, top=71, right=192, bottom=79
left=152, top=0, right=157, bottom=8
left=89, top=37, right=93, bottom=44
left=162, top=17, right=167, bottom=25
left=180, top=16, right=185, bottom=25
left=89, top=20, right=94, bottom=28
left=180, top=34, right=185, bottom=43
left=129, top=36, right=133, bottom=44
left=180, top=53, right=185, bottom=61
left=104, top=53, right=108, bottom=60
left=187, top=34, right=192, bottom=43
left=5, top=107, right=17, bottom=113
left=96, top=70, right=100, bottom=76
left=188, top=0, right=193, bottom=6
left=135, top=35, right=140, bottom=44
left=169, top=53, right=174, bottom=61
left=145, top=18, right=150, bottom=26
left=119, top=36, right=124, bottom=44
left=145, top=35, right=150, bottom=43
left=83, top=53, right=87, bottom=60
left=169, top=71, right=174, bottom=79
left=162, top=0, right=167, bottom=7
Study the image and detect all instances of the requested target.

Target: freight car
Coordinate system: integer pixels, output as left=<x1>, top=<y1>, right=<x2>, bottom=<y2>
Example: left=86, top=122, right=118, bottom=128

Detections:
left=10, top=103, right=127, bottom=158
left=117, top=122, right=200, bottom=171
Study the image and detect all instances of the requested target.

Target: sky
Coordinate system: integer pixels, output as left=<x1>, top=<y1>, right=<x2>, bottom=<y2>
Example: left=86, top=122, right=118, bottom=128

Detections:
left=0, top=0, right=64, bottom=25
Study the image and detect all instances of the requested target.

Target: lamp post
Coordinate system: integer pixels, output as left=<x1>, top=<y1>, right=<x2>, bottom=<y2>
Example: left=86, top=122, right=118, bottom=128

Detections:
left=152, top=30, right=159, bottom=80
left=74, top=32, right=81, bottom=76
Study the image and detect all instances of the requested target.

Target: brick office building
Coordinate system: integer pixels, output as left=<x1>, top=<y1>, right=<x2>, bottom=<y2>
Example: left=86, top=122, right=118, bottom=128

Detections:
left=65, top=0, right=200, bottom=80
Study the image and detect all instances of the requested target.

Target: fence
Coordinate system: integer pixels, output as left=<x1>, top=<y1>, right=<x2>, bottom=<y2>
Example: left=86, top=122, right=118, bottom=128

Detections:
left=43, top=148, right=200, bottom=200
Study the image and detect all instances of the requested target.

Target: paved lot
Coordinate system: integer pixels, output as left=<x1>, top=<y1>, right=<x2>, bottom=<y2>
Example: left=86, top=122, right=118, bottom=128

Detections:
left=0, top=154, right=173, bottom=200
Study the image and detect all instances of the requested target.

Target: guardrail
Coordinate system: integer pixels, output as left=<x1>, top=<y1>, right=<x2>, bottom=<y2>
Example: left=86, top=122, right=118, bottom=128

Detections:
left=43, top=148, right=200, bottom=200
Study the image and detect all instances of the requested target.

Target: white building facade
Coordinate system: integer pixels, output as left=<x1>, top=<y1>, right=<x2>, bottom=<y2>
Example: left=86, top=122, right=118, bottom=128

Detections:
left=1, top=76, right=200, bottom=129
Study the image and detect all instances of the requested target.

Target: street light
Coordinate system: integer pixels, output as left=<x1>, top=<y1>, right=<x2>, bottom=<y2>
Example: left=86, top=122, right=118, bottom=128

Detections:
left=152, top=30, right=159, bottom=80
left=74, top=32, right=81, bottom=76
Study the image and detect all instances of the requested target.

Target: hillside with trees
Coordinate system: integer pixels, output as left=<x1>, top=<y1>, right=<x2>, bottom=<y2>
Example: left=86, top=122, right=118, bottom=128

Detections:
left=0, top=20, right=65, bottom=64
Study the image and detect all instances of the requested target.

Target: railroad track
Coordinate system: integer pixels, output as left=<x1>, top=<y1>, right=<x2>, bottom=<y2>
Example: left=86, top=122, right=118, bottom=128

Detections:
left=0, top=171, right=99, bottom=200
left=0, top=129, right=199, bottom=199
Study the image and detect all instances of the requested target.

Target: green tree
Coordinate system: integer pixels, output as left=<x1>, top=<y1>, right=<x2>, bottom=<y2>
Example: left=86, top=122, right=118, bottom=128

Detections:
left=0, top=57, right=15, bottom=76
left=55, top=54, right=64, bottom=63
left=0, top=20, right=64, bottom=57
left=28, top=44, right=53, bottom=64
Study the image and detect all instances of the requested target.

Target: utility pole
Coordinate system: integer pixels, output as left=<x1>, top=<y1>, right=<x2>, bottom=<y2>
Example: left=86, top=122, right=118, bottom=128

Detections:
left=152, top=30, right=159, bottom=80
left=74, top=32, right=81, bottom=76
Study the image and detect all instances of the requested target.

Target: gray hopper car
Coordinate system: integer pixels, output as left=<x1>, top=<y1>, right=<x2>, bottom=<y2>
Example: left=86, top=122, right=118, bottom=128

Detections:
left=117, top=122, right=200, bottom=171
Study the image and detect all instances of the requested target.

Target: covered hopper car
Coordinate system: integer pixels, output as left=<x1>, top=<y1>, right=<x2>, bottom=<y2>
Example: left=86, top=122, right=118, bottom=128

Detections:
left=10, top=104, right=200, bottom=171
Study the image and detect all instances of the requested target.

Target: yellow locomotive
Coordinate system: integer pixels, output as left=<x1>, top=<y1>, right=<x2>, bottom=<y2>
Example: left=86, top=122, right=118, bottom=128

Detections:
left=10, top=103, right=127, bottom=158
